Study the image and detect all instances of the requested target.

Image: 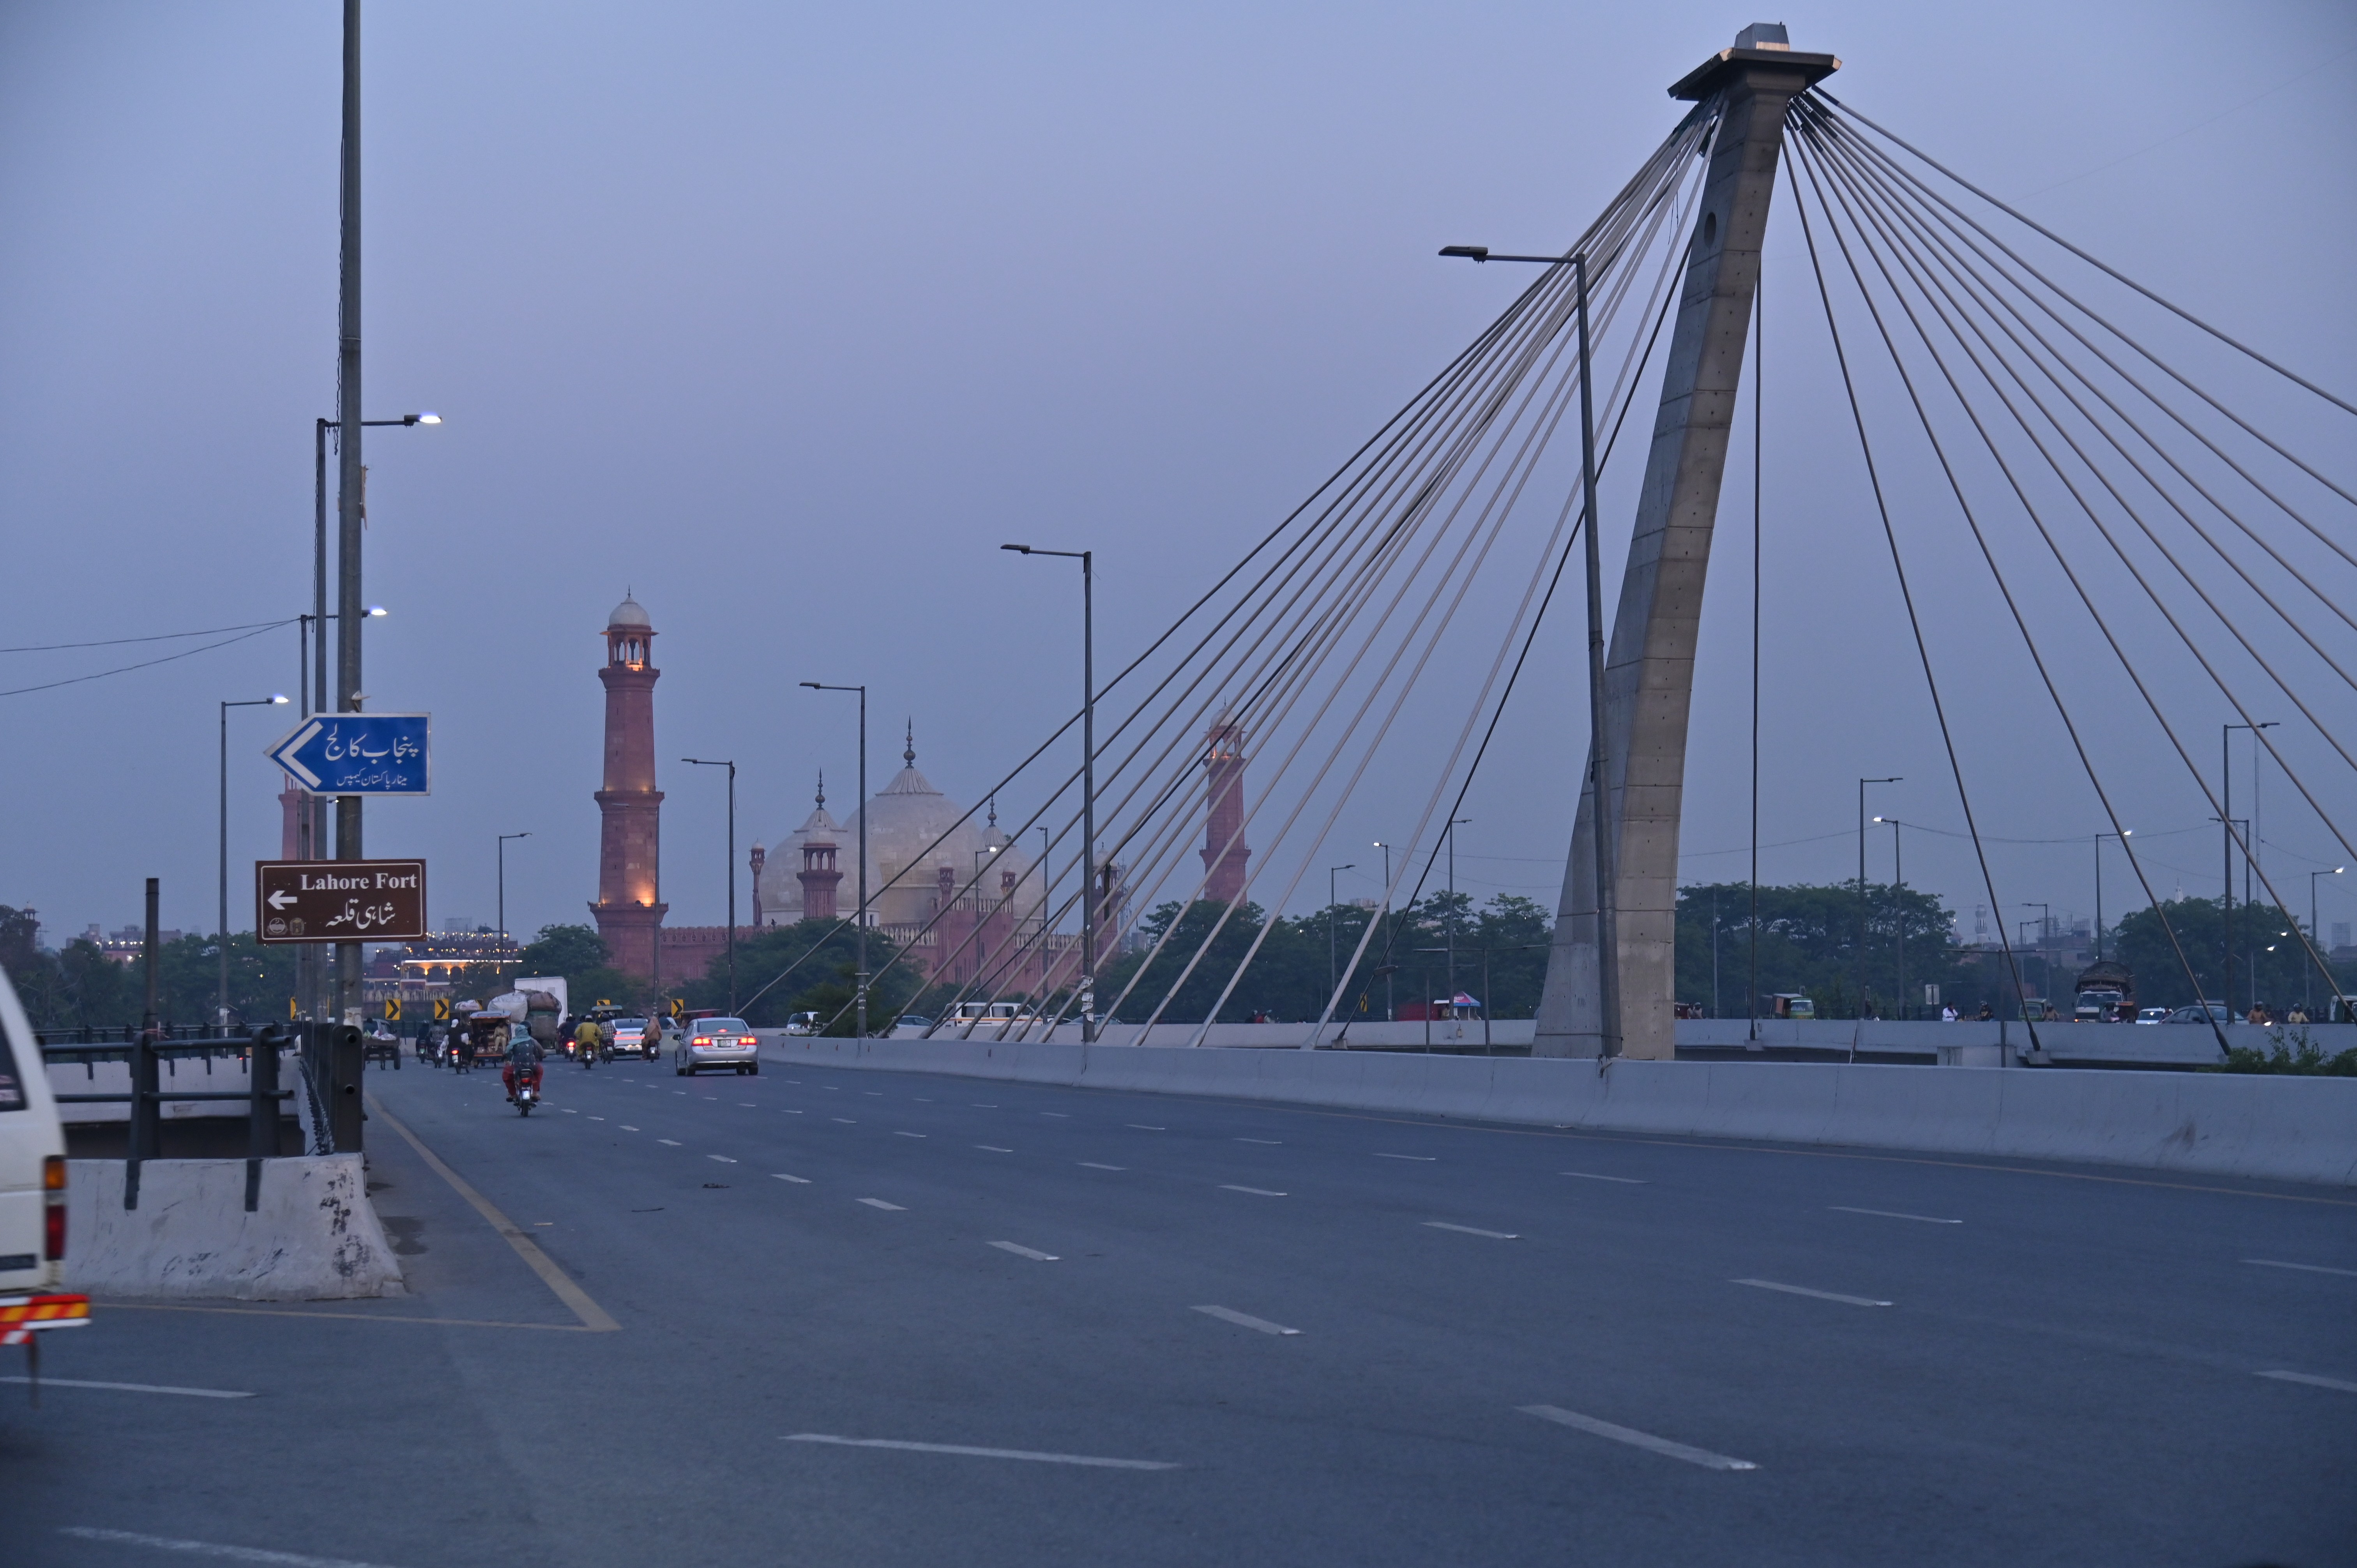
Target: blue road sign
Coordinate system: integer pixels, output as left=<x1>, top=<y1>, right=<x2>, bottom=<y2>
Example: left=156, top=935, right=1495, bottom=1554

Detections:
left=267, top=713, right=431, bottom=795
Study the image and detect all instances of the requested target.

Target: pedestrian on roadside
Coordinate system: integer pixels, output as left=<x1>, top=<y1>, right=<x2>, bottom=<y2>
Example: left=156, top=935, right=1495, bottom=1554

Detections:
left=1940, top=1004, right=1958, bottom=1022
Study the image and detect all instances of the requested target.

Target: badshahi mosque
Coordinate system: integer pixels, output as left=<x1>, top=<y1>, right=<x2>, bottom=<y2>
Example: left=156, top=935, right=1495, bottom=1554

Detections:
left=588, top=594, right=1221, bottom=996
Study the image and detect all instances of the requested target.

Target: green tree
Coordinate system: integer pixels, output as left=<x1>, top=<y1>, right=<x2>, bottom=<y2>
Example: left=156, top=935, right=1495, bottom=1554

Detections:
left=516, top=924, right=639, bottom=1012
left=699, top=919, right=922, bottom=1033
left=1674, top=881, right=1962, bottom=1020
left=2109, top=896, right=2342, bottom=1014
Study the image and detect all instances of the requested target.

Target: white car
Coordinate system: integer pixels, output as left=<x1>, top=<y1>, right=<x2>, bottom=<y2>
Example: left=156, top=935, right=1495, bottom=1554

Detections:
left=606, top=1017, right=661, bottom=1061
left=675, top=1017, right=760, bottom=1076
left=0, top=964, right=88, bottom=1343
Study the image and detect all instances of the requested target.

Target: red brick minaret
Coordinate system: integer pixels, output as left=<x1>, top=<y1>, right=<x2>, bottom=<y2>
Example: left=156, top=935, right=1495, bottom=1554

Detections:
left=1200, top=718, right=1249, bottom=904
left=590, top=595, right=666, bottom=979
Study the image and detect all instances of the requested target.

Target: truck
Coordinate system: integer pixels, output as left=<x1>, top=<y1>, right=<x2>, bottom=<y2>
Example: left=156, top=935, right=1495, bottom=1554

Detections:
left=2073, top=959, right=2136, bottom=1022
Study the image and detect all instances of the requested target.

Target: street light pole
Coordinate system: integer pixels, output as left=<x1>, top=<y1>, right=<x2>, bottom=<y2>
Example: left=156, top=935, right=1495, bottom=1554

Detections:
left=496, top=833, right=529, bottom=981
left=1329, top=863, right=1367, bottom=1009
left=1574, top=254, right=1620, bottom=1060
left=220, top=695, right=289, bottom=1028
left=683, top=759, right=738, bottom=1013
left=1873, top=816, right=1907, bottom=1017
left=1002, top=545, right=1095, bottom=1040
left=2311, top=867, right=2343, bottom=1016
left=802, top=684, right=867, bottom=1036
left=1445, top=818, right=1470, bottom=1006
left=1858, top=778, right=1900, bottom=1022
left=1373, top=841, right=1393, bottom=1022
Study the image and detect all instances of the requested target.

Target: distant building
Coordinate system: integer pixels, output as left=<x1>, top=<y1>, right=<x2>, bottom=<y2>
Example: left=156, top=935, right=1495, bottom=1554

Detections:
left=79, top=923, right=184, bottom=965
left=588, top=595, right=668, bottom=982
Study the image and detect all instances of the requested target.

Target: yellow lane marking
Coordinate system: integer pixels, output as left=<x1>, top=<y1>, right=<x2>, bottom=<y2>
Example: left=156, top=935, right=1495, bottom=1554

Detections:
left=366, top=1094, right=622, bottom=1331
left=95, top=1302, right=601, bottom=1332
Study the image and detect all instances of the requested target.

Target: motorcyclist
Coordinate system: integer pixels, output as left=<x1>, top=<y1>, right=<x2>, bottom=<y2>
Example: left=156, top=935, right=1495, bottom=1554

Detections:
left=501, top=1028, right=544, bottom=1104
left=573, top=1016, right=603, bottom=1068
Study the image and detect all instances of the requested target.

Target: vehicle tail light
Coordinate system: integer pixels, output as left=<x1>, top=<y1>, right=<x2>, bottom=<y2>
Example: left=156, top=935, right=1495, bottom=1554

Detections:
left=740, top=1035, right=756, bottom=1045
left=693, top=1036, right=710, bottom=1046
left=43, top=1155, right=65, bottom=1261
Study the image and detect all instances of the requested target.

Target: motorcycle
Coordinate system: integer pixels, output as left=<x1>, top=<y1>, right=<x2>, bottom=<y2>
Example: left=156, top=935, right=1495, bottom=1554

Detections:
left=508, top=1060, right=543, bottom=1115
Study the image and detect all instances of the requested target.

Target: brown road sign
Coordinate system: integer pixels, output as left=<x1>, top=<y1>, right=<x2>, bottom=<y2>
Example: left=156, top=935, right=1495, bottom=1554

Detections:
left=256, top=860, right=427, bottom=943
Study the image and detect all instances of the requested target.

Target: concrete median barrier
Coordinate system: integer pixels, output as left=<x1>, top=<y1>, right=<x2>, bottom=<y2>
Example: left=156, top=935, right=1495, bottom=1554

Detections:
left=64, top=1153, right=404, bottom=1300
left=774, top=1035, right=2357, bottom=1187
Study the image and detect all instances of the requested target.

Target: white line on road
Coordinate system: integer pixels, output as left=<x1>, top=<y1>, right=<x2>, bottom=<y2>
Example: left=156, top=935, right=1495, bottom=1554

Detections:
left=1078, top=1162, right=1126, bottom=1171
left=782, top=1109, right=803, bottom=1114
left=587, top=1117, right=604, bottom=1121
left=1518, top=1405, right=1757, bottom=1471
left=1040, top=1111, right=1070, bottom=1117
left=619, top=1125, right=639, bottom=1132
left=707, top=1156, right=737, bottom=1164
left=1193, top=1305, right=1300, bottom=1336
left=783, top=1434, right=1177, bottom=1470
left=1220, top=1185, right=1287, bottom=1197
left=863, top=1091, right=885, bottom=1097
left=1560, top=1171, right=1645, bottom=1184
left=972, top=1103, right=998, bottom=1107
left=1235, top=1137, right=1282, bottom=1144
left=2246, top=1259, right=2357, bottom=1278
left=771, top=1174, right=811, bottom=1184
left=1127, top=1125, right=1166, bottom=1131
left=1830, top=1206, right=1961, bottom=1225
left=57, top=1527, right=401, bottom=1566
left=977, top=1146, right=1014, bottom=1153
left=1735, top=1278, right=1892, bottom=1308
left=2258, top=1369, right=2357, bottom=1393
left=831, top=1118, right=856, bottom=1124
left=657, top=1139, right=682, bottom=1147
left=1376, top=1153, right=1436, bottom=1162
left=857, top=1198, right=906, bottom=1211
left=3, top=1377, right=253, bottom=1399
left=895, top=1132, right=927, bottom=1139
left=560, top=1109, right=577, bottom=1114
left=1424, top=1222, right=1519, bottom=1240
left=988, top=1241, right=1059, bottom=1262
left=738, top=1102, right=756, bottom=1107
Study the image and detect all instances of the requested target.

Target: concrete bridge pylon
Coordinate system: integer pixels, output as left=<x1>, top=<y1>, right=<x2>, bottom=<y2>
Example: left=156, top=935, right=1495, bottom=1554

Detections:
left=1534, top=28, right=1840, bottom=1059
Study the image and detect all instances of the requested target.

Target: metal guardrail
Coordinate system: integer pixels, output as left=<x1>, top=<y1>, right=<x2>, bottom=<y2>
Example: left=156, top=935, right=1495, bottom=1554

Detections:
left=37, top=1023, right=364, bottom=1211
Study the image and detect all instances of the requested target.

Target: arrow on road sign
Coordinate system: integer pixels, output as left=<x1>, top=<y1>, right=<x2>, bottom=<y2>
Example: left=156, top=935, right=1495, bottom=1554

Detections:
left=266, top=713, right=431, bottom=796
left=267, top=889, right=299, bottom=911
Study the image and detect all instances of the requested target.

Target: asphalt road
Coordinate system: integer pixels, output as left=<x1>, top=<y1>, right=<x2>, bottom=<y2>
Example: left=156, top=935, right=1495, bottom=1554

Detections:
left=6, top=1048, right=2355, bottom=1567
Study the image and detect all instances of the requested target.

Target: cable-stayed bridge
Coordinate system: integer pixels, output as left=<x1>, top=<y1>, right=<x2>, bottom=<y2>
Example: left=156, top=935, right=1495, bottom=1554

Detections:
left=740, top=27, right=2354, bottom=1065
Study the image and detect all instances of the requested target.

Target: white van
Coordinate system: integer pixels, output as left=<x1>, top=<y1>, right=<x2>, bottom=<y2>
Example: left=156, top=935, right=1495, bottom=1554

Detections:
left=0, top=964, right=85, bottom=1347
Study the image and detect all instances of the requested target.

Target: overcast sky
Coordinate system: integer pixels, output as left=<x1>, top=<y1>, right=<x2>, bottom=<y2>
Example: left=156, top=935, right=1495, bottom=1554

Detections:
left=4, top=1, right=2353, bottom=961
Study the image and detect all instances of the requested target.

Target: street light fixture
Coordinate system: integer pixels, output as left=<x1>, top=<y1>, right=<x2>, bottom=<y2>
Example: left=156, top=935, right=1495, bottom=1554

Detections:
left=1002, top=543, right=1096, bottom=1040
left=801, top=683, right=868, bottom=1037
left=219, top=694, right=289, bottom=1028
left=496, top=833, right=530, bottom=980
left=682, top=759, right=739, bottom=1014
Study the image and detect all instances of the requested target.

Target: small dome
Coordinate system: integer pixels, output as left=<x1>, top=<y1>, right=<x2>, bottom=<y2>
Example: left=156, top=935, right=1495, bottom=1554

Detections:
left=608, top=595, right=651, bottom=630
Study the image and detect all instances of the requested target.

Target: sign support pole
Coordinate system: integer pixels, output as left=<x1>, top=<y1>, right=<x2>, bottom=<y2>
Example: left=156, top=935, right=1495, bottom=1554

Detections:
left=334, top=0, right=365, bottom=1027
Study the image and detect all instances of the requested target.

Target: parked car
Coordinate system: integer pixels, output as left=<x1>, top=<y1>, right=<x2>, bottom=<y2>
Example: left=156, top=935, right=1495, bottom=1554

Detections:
left=0, top=963, right=89, bottom=1348
left=606, top=1017, right=660, bottom=1060
left=676, top=1017, right=759, bottom=1076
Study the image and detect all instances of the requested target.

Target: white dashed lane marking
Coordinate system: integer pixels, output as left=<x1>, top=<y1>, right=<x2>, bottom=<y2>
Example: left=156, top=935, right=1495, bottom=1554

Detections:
left=708, top=1155, right=737, bottom=1164
left=772, top=1173, right=811, bottom=1184
left=1192, top=1305, right=1299, bottom=1336
left=1830, top=1206, right=1960, bottom=1225
left=1078, top=1162, right=1125, bottom=1172
left=1375, top=1153, right=1434, bottom=1162
left=858, top=1198, right=906, bottom=1211
left=1235, top=1138, right=1282, bottom=1145
left=657, top=1139, right=682, bottom=1147
left=2259, top=1370, right=2357, bottom=1394
left=1735, top=1278, right=1892, bottom=1308
left=1519, top=1406, right=1756, bottom=1471
left=1425, top=1221, right=1518, bottom=1240
left=988, top=1241, right=1059, bottom=1262
left=977, top=1146, right=1013, bottom=1153
left=895, top=1132, right=927, bottom=1139
left=1220, top=1185, right=1286, bottom=1197
left=1561, top=1171, right=1645, bottom=1184
left=2246, top=1259, right=2357, bottom=1278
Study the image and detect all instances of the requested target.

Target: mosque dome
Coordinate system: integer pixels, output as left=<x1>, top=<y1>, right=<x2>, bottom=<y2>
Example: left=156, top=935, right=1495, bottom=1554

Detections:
left=756, top=727, right=1030, bottom=931
left=608, top=594, right=651, bottom=630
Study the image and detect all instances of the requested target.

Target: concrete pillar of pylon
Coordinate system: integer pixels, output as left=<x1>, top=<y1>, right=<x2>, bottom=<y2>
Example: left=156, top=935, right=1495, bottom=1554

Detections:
left=1534, top=30, right=1839, bottom=1060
